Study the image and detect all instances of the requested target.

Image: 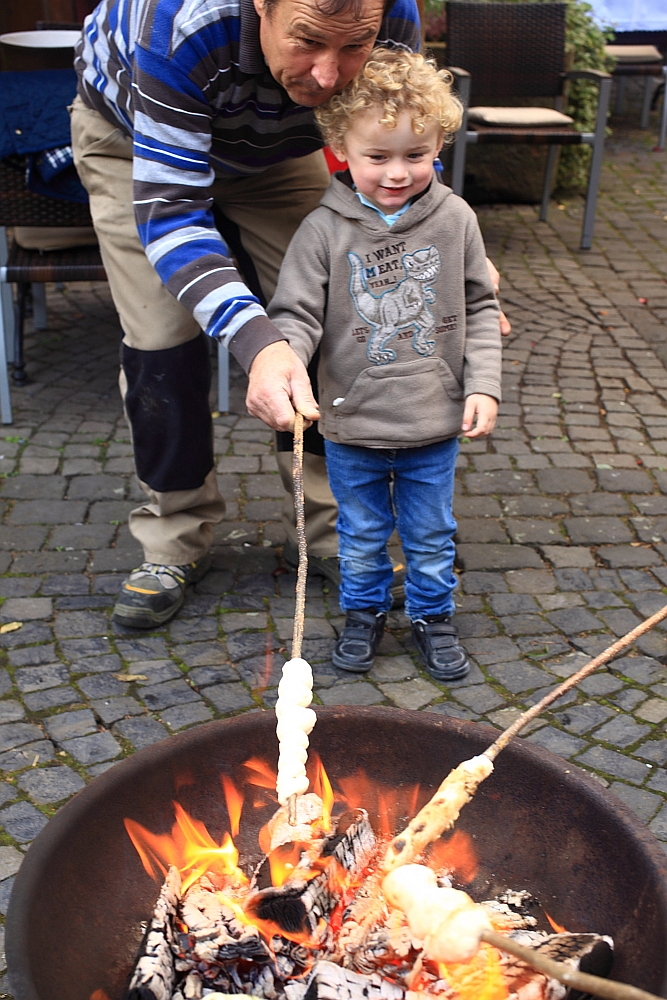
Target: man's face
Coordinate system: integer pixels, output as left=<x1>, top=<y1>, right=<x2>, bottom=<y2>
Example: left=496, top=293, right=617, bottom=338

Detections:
left=254, top=0, right=385, bottom=107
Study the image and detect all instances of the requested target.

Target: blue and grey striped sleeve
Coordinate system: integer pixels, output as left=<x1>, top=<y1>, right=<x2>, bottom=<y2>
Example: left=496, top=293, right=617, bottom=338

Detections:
left=131, top=2, right=280, bottom=364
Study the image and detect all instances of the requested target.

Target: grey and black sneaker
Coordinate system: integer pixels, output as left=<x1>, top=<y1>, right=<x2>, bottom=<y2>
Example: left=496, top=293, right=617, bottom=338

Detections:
left=112, top=554, right=212, bottom=629
left=332, top=609, right=386, bottom=673
left=283, top=539, right=405, bottom=608
left=411, top=614, right=469, bottom=682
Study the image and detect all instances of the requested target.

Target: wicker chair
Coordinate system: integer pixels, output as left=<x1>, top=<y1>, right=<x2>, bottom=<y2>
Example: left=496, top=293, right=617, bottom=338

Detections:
left=605, top=38, right=667, bottom=150
left=446, top=1, right=612, bottom=250
left=0, top=155, right=105, bottom=422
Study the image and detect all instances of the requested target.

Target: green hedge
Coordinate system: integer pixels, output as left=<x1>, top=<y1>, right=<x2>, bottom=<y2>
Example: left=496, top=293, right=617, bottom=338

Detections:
left=424, top=0, right=613, bottom=191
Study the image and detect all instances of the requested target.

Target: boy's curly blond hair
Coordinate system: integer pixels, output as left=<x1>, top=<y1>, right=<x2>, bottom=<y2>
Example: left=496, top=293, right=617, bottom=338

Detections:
left=315, top=47, right=462, bottom=153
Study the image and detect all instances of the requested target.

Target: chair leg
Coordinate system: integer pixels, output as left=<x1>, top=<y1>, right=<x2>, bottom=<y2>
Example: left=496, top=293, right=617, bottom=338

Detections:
left=12, top=283, right=29, bottom=385
left=658, top=68, right=667, bottom=152
left=581, top=77, right=612, bottom=251
left=540, top=145, right=559, bottom=222
left=0, top=228, right=14, bottom=365
left=613, top=76, right=625, bottom=115
left=451, top=74, right=470, bottom=197
left=640, top=76, right=654, bottom=129
left=217, top=339, right=229, bottom=414
left=0, top=275, right=13, bottom=425
left=31, top=283, right=47, bottom=330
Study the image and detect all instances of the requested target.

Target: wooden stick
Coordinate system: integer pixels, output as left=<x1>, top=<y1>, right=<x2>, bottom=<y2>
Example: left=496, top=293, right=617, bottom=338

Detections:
left=485, top=600, right=667, bottom=761
left=481, top=929, right=663, bottom=1000
left=384, top=602, right=667, bottom=868
left=288, top=412, right=308, bottom=827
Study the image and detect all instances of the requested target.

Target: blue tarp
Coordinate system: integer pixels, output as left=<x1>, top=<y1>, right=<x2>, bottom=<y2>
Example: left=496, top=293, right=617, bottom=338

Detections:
left=0, top=69, right=77, bottom=161
left=587, top=0, right=667, bottom=32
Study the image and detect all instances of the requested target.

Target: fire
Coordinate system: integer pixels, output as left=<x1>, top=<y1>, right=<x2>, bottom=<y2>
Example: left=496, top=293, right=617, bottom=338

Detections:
left=125, top=801, right=249, bottom=894
left=427, top=830, right=479, bottom=884
left=336, top=768, right=423, bottom=838
left=221, top=773, right=244, bottom=837
left=437, top=943, right=509, bottom=1000
left=545, top=912, right=568, bottom=934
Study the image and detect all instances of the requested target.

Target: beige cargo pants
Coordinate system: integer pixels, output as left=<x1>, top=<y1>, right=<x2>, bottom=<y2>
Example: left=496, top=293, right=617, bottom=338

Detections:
left=70, top=96, right=338, bottom=564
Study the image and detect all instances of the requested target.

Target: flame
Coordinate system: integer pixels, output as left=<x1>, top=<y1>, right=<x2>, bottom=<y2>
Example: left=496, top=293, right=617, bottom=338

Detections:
left=89, top=991, right=111, bottom=1000
left=269, top=841, right=318, bottom=887
left=125, top=802, right=249, bottom=894
left=311, top=754, right=334, bottom=832
left=427, top=831, right=479, bottom=884
left=244, top=757, right=278, bottom=790
left=545, top=911, right=568, bottom=934
left=221, top=774, right=244, bottom=837
left=438, top=944, right=508, bottom=1000
left=336, top=769, right=422, bottom=837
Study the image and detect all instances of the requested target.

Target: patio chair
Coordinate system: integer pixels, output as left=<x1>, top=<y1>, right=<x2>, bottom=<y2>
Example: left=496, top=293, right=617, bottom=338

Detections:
left=446, top=1, right=612, bottom=250
left=605, top=43, right=667, bottom=150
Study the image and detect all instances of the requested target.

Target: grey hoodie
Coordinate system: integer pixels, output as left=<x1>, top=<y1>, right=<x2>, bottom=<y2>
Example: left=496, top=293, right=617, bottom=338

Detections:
left=269, top=172, right=502, bottom=449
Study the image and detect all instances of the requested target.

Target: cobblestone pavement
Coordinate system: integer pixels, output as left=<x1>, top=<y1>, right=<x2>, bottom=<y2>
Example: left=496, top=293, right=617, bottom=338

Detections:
left=0, top=105, right=666, bottom=991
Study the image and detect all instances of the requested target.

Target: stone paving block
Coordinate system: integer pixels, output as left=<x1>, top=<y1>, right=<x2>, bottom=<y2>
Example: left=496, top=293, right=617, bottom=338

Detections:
left=44, top=709, right=97, bottom=743
left=545, top=607, right=604, bottom=635
left=564, top=517, right=634, bottom=545
left=76, top=674, right=128, bottom=699
left=648, top=771, right=667, bottom=795
left=116, top=637, right=170, bottom=661
left=575, top=746, right=649, bottom=784
left=187, top=664, right=238, bottom=688
left=7, top=500, right=88, bottom=525
left=455, top=519, right=509, bottom=544
left=538, top=593, right=584, bottom=610
left=583, top=592, right=625, bottom=609
left=552, top=568, right=594, bottom=591
left=90, top=549, right=142, bottom=574
left=59, top=637, right=113, bottom=661
left=225, top=631, right=281, bottom=662
left=91, top=697, right=145, bottom=725
left=54, top=611, right=109, bottom=638
left=636, top=741, right=667, bottom=766
left=319, top=682, right=384, bottom=706
left=0, top=801, right=48, bottom=842
left=453, top=497, right=503, bottom=518
left=500, top=615, right=555, bottom=636
left=14, top=664, right=69, bottom=693
left=525, top=726, right=587, bottom=757
left=0, top=476, right=66, bottom=499
left=612, top=688, right=647, bottom=712
left=613, top=656, right=667, bottom=685
left=578, top=673, right=624, bottom=696
left=486, top=660, right=553, bottom=694
left=168, top=616, right=219, bottom=643
left=542, top=547, right=597, bottom=569
left=68, top=654, right=123, bottom=675
left=455, top=614, right=498, bottom=638
left=18, top=765, right=85, bottom=804
left=465, top=471, right=536, bottom=494
left=460, top=572, right=508, bottom=594
left=633, top=496, right=667, bottom=516
left=0, top=526, right=48, bottom=551
left=47, top=524, right=115, bottom=550
left=0, top=579, right=40, bottom=598
left=536, top=469, right=594, bottom=493
left=203, top=682, right=254, bottom=713
left=599, top=545, right=662, bottom=568
left=0, top=846, right=22, bottom=880
left=505, top=520, right=565, bottom=545
left=235, top=653, right=285, bottom=689
left=426, top=702, right=477, bottom=720
left=0, top=739, right=54, bottom=771
left=174, top=642, right=230, bottom=667
left=570, top=494, right=630, bottom=515
left=41, top=575, right=91, bottom=596
left=140, top=679, right=201, bottom=711
left=504, top=569, right=556, bottom=594
left=596, top=608, right=643, bottom=637
left=0, top=703, right=24, bottom=725
left=462, top=637, right=521, bottom=664
left=130, top=662, right=182, bottom=687
left=219, top=612, right=269, bottom=633
left=635, top=698, right=667, bottom=723
left=502, top=497, right=569, bottom=517
left=456, top=544, right=544, bottom=571
left=368, top=656, right=417, bottom=683
left=632, top=517, right=667, bottom=544
left=0, top=722, right=44, bottom=753
left=113, top=717, right=168, bottom=749
left=61, top=731, right=122, bottom=764
left=378, top=678, right=439, bottom=710
left=453, top=684, right=505, bottom=713
left=594, top=715, right=651, bottom=748
left=161, top=702, right=213, bottom=730
left=596, top=469, right=654, bottom=493
left=66, top=475, right=126, bottom=500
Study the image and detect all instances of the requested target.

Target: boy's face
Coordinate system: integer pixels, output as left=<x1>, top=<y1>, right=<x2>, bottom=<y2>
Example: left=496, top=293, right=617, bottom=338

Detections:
left=333, top=109, right=442, bottom=212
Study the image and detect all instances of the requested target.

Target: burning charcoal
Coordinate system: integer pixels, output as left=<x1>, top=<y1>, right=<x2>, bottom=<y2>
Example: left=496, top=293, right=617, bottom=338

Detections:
left=269, top=793, right=325, bottom=851
left=496, top=931, right=613, bottom=1000
left=178, top=878, right=272, bottom=966
left=128, top=866, right=181, bottom=1000
left=305, top=960, right=404, bottom=1000
left=183, top=972, right=203, bottom=998
left=246, top=811, right=376, bottom=937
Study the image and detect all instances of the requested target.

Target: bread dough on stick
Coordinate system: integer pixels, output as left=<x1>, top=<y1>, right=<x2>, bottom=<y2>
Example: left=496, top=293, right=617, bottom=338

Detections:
left=383, top=754, right=494, bottom=872
left=383, top=864, right=492, bottom=964
left=275, top=658, right=316, bottom=806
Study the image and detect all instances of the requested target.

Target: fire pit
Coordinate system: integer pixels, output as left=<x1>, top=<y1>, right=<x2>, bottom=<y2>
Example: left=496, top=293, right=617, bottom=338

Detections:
left=6, top=707, right=667, bottom=1000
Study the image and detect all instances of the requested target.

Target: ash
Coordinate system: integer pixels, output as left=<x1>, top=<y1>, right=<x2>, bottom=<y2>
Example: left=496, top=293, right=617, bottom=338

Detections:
left=128, top=814, right=613, bottom=1000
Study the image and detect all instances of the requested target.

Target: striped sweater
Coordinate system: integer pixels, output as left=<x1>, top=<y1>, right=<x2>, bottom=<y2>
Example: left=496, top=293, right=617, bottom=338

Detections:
left=75, top=0, right=421, bottom=368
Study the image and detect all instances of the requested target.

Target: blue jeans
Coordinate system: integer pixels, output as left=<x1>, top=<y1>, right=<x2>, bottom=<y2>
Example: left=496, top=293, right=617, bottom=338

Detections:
left=324, top=438, right=459, bottom=620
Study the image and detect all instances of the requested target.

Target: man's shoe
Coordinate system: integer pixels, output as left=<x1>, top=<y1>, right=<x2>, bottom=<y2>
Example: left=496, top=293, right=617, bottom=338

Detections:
left=412, top=614, right=469, bottom=682
left=113, top=554, right=212, bottom=629
left=332, top=609, right=386, bottom=673
left=283, top=539, right=405, bottom=608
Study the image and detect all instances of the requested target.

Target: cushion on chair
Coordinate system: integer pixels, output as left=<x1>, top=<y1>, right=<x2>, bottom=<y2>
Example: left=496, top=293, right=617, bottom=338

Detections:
left=604, top=45, right=663, bottom=64
left=467, top=107, right=574, bottom=127
left=13, top=226, right=98, bottom=251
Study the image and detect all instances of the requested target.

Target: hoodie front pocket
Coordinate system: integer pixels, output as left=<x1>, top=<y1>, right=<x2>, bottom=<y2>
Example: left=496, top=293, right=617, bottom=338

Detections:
left=332, top=358, right=463, bottom=445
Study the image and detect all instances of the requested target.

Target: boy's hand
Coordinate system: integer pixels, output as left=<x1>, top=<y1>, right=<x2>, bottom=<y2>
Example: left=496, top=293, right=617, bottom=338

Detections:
left=486, top=257, right=511, bottom=337
left=246, top=341, right=320, bottom=432
left=461, top=394, right=498, bottom=438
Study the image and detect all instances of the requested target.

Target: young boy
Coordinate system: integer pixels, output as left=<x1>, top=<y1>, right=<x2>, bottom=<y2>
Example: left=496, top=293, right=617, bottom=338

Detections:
left=268, top=48, right=502, bottom=681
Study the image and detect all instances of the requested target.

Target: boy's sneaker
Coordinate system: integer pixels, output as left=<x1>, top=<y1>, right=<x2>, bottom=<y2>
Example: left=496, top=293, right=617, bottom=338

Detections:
left=412, top=614, right=469, bottom=682
left=113, top=554, right=212, bottom=629
left=283, top=539, right=405, bottom=607
left=332, top=609, right=386, bottom=673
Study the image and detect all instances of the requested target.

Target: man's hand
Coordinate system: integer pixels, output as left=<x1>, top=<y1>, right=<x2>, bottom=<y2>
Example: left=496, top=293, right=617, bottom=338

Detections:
left=246, top=341, right=320, bottom=432
left=486, top=257, right=512, bottom=337
left=462, top=394, right=498, bottom=439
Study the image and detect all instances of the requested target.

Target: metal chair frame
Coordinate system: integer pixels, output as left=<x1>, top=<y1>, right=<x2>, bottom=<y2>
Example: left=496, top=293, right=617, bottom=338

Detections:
left=445, top=1, right=612, bottom=250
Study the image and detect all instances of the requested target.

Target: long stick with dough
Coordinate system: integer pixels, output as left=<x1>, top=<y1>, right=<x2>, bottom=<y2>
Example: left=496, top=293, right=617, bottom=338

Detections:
left=275, top=413, right=315, bottom=825
left=383, top=602, right=667, bottom=872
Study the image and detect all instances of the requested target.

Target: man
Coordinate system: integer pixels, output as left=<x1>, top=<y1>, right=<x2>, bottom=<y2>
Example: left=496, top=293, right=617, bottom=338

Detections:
left=72, top=0, right=419, bottom=628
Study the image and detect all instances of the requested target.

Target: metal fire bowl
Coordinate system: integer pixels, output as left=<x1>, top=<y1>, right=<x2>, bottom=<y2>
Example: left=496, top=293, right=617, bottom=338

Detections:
left=6, top=708, right=667, bottom=1000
